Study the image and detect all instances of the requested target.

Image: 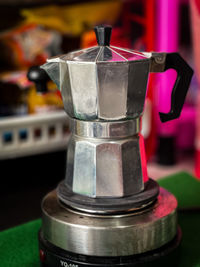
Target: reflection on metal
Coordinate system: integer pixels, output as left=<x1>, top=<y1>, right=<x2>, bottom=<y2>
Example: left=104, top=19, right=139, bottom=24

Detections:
left=149, top=53, right=167, bottom=72
left=97, top=62, right=129, bottom=119
left=42, top=188, right=177, bottom=257
left=65, top=133, right=144, bottom=197
left=41, top=43, right=156, bottom=198
left=57, top=178, right=159, bottom=214
left=70, top=117, right=140, bottom=138
left=40, top=26, right=182, bottom=262
left=41, top=45, right=160, bottom=121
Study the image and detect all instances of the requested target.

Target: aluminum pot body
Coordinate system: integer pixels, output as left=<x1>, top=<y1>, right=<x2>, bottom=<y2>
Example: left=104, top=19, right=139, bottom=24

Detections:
left=42, top=59, right=150, bottom=121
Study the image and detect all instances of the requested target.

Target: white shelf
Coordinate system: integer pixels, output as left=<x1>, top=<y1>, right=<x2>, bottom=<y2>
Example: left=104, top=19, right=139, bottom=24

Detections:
left=0, top=110, right=70, bottom=159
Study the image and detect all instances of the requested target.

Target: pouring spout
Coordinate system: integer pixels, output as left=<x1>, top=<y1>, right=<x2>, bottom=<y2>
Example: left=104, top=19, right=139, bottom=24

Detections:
left=41, top=58, right=60, bottom=90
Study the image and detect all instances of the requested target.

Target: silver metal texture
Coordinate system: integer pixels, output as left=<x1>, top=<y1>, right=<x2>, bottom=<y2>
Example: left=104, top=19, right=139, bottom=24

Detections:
left=70, top=118, right=140, bottom=138
left=57, top=178, right=159, bottom=214
left=150, top=53, right=167, bottom=72
left=65, top=133, right=144, bottom=198
left=42, top=187, right=178, bottom=257
left=41, top=46, right=164, bottom=121
left=41, top=44, right=169, bottom=200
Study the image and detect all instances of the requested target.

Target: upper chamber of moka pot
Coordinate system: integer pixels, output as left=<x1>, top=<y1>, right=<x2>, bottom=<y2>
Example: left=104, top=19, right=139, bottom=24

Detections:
left=42, top=26, right=153, bottom=121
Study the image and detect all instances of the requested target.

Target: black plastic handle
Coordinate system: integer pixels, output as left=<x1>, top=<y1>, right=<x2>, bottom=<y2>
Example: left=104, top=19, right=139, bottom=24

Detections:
left=94, top=25, right=112, bottom=46
left=27, top=66, right=49, bottom=93
left=158, top=53, right=193, bottom=122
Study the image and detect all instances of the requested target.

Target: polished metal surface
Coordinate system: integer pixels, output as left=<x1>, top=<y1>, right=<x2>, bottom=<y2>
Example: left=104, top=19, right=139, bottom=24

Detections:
left=67, top=61, right=98, bottom=120
left=41, top=33, right=170, bottom=201
left=65, top=134, right=144, bottom=197
left=42, top=188, right=177, bottom=257
left=61, top=45, right=151, bottom=63
left=41, top=45, right=153, bottom=120
left=57, top=178, right=159, bottom=214
left=42, top=60, right=150, bottom=120
left=41, top=28, right=182, bottom=261
left=149, top=52, right=167, bottom=72
left=70, top=118, right=140, bottom=138
left=97, top=61, right=129, bottom=119
left=42, top=44, right=149, bottom=198
left=42, top=41, right=171, bottom=121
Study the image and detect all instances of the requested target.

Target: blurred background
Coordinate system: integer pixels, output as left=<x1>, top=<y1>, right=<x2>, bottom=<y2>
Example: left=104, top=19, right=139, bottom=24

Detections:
left=0, top=0, right=199, bottom=230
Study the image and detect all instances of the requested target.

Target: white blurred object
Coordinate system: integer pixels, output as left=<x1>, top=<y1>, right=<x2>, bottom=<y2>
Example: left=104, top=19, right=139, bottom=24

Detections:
left=0, top=110, right=69, bottom=159
left=141, top=99, right=152, bottom=139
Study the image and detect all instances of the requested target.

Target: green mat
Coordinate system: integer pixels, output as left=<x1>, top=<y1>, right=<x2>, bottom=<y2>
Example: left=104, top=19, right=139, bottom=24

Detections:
left=0, top=172, right=200, bottom=267
left=0, top=220, right=41, bottom=267
left=159, top=172, right=200, bottom=267
left=158, top=171, right=200, bottom=209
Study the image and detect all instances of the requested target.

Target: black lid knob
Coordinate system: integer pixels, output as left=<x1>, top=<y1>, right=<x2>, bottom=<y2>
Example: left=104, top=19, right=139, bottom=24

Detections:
left=27, top=66, right=49, bottom=93
left=94, top=25, right=112, bottom=46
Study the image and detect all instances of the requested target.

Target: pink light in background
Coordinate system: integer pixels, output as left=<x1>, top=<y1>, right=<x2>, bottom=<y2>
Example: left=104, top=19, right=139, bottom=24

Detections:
left=139, top=134, right=149, bottom=183
left=156, top=0, right=179, bottom=136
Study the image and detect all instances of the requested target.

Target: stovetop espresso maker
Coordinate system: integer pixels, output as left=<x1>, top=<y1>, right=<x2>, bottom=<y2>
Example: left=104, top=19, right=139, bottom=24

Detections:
left=39, top=25, right=193, bottom=266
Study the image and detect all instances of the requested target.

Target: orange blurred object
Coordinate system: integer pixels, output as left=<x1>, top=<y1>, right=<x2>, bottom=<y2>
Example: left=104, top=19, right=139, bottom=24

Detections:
left=81, top=28, right=131, bottom=49
left=0, top=24, right=61, bottom=69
